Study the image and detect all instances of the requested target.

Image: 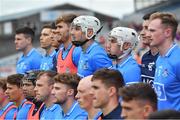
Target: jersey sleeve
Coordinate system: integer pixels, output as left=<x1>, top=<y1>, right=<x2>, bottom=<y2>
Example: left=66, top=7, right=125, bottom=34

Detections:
left=30, top=52, right=42, bottom=70
left=125, top=65, right=141, bottom=85
left=91, top=49, right=112, bottom=71
left=72, top=47, right=82, bottom=67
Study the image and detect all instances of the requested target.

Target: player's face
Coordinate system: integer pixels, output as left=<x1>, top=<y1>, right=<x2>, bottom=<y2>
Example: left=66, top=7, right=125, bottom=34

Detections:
left=91, top=80, right=109, bottom=109
left=22, top=81, right=35, bottom=98
left=105, top=40, right=111, bottom=54
left=5, top=83, right=23, bottom=102
left=121, top=100, right=146, bottom=120
left=14, top=34, right=30, bottom=51
left=56, top=22, right=70, bottom=43
left=40, top=28, right=52, bottom=49
left=148, top=19, right=166, bottom=47
left=51, top=29, right=61, bottom=48
left=76, top=83, right=93, bottom=110
left=70, top=25, right=86, bottom=42
left=140, top=20, right=152, bottom=46
left=34, top=75, right=53, bottom=102
left=51, top=82, right=69, bottom=105
left=108, top=37, right=122, bottom=56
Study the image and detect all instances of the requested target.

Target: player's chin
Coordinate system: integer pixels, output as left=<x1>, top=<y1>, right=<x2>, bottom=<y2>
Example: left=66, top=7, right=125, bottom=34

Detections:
left=15, top=47, right=20, bottom=51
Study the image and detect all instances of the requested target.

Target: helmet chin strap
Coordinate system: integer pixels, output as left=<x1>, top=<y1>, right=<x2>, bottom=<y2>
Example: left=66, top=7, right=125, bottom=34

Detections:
left=72, top=34, right=90, bottom=47
left=118, top=48, right=132, bottom=60
left=117, top=41, right=133, bottom=60
left=72, top=39, right=89, bottom=47
left=108, top=48, right=132, bottom=60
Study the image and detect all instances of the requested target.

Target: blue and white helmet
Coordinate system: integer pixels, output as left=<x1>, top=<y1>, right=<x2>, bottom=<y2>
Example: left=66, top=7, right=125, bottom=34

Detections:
left=72, top=15, right=101, bottom=39
left=109, top=27, right=138, bottom=59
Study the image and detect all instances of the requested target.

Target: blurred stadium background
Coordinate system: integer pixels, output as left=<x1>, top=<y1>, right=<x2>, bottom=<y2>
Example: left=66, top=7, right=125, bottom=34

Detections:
left=0, top=0, right=180, bottom=77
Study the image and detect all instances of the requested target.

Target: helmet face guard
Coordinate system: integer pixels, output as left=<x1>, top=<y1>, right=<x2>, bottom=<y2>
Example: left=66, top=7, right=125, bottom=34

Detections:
left=108, top=27, right=138, bottom=59
left=70, top=23, right=90, bottom=47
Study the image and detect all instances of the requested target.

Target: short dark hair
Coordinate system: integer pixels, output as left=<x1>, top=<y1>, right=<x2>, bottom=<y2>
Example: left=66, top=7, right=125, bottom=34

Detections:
left=54, top=73, right=80, bottom=96
left=56, top=14, right=77, bottom=26
left=143, top=11, right=157, bottom=20
left=15, top=27, right=35, bottom=42
left=148, top=110, right=180, bottom=119
left=7, top=74, right=24, bottom=88
left=119, top=83, right=157, bottom=110
left=0, top=77, right=7, bottom=91
left=42, top=24, right=52, bottom=29
left=51, top=22, right=57, bottom=29
left=23, top=70, right=44, bottom=86
left=91, top=68, right=124, bottom=91
left=42, top=23, right=57, bottom=30
left=37, top=70, right=57, bottom=85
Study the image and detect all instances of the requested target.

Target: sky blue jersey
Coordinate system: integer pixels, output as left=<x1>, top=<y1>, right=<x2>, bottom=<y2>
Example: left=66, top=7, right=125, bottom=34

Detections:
left=154, top=44, right=180, bottom=111
left=77, top=42, right=112, bottom=78
left=40, top=104, right=62, bottom=120
left=16, top=48, right=42, bottom=74
left=111, top=55, right=141, bottom=85
left=61, top=101, right=87, bottom=120
left=40, top=50, right=56, bottom=70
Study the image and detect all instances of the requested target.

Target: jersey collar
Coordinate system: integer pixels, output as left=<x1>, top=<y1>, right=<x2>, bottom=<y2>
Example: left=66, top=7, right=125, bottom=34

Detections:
left=63, top=43, right=73, bottom=52
left=23, top=48, right=35, bottom=57
left=165, top=43, right=177, bottom=57
left=64, top=101, right=78, bottom=116
left=118, top=55, right=132, bottom=67
left=49, top=50, right=56, bottom=57
left=85, top=42, right=97, bottom=54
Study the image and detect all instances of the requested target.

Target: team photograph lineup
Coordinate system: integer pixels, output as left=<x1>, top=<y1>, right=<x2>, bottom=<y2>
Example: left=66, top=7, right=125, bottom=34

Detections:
left=0, top=0, right=180, bottom=119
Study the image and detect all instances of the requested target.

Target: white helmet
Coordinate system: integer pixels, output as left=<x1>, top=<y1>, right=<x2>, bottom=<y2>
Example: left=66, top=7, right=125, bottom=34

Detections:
left=109, top=27, right=138, bottom=59
left=71, top=15, right=101, bottom=39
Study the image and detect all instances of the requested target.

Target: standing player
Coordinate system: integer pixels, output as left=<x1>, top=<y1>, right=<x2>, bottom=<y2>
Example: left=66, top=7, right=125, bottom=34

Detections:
left=34, top=71, right=62, bottom=120
left=140, top=12, right=159, bottom=86
left=119, top=83, right=157, bottom=119
left=70, top=15, right=112, bottom=77
left=52, top=73, right=87, bottom=119
left=148, top=12, right=180, bottom=110
left=40, top=24, right=56, bottom=71
left=91, top=68, right=124, bottom=119
left=0, top=78, right=16, bottom=119
left=15, top=27, right=42, bottom=74
left=108, top=27, right=141, bottom=85
left=55, top=14, right=82, bottom=74
left=6, top=74, right=35, bottom=119
left=76, top=75, right=102, bottom=120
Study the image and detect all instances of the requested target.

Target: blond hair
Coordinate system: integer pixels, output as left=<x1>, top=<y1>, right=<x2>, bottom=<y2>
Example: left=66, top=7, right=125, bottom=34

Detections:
left=150, top=12, right=178, bottom=39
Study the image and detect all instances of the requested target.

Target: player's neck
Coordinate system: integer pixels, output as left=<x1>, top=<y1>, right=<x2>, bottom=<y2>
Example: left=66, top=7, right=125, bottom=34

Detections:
left=44, top=94, right=55, bottom=108
left=16, top=95, right=25, bottom=107
left=87, top=107, right=101, bottom=119
left=82, top=40, right=93, bottom=52
left=101, top=96, right=119, bottom=116
left=1, top=98, right=9, bottom=109
left=62, top=97, right=75, bottom=114
left=117, top=54, right=130, bottom=64
left=158, top=38, right=174, bottom=56
left=23, top=45, right=33, bottom=56
left=46, top=47, right=55, bottom=55
left=63, top=38, right=71, bottom=50
left=150, top=47, right=158, bottom=56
